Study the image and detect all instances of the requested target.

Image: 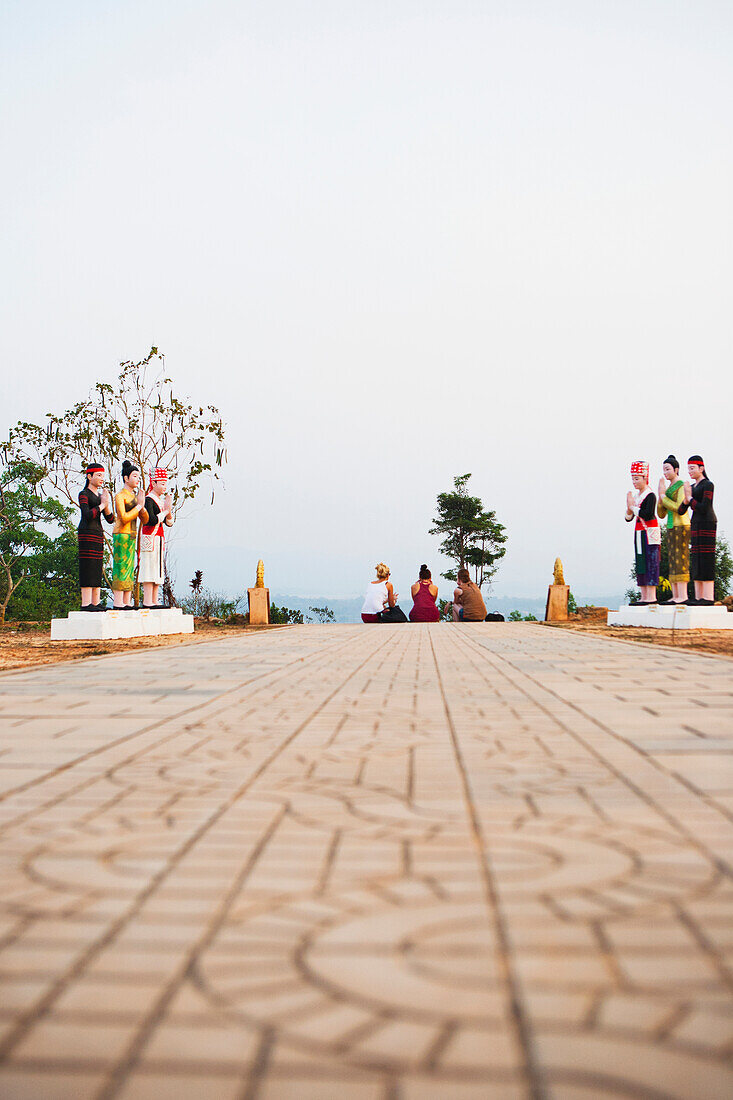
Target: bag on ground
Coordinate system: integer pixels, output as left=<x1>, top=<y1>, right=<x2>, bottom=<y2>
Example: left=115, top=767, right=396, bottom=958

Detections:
left=377, top=605, right=408, bottom=623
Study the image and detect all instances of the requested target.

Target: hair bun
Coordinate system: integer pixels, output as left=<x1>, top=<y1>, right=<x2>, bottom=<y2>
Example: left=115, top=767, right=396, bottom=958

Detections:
left=420, top=564, right=427, bottom=571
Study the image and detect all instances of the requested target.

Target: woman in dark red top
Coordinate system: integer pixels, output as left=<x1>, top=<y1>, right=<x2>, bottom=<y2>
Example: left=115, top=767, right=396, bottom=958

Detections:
left=409, top=565, right=441, bottom=622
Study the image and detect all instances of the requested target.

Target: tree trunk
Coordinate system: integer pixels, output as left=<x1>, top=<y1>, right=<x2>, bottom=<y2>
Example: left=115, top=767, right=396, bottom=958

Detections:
left=0, top=563, right=16, bottom=625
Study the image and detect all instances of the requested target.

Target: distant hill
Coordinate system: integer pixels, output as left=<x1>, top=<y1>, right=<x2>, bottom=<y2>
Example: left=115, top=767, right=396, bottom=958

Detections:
left=270, top=592, right=624, bottom=623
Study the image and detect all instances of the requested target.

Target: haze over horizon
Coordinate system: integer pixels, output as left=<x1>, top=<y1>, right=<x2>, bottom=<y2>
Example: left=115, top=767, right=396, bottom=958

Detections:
left=3, top=1, right=731, bottom=603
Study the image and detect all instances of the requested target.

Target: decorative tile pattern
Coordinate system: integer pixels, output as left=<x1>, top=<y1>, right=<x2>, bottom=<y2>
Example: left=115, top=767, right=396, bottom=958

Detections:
left=0, top=624, right=732, bottom=1098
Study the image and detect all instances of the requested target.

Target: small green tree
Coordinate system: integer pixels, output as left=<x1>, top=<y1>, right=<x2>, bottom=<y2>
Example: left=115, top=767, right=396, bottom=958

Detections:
left=714, top=534, right=733, bottom=601
left=6, top=529, right=79, bottom=621
left=429, top=473, right=507, bottom=588
left=0, top=460, right=73, bottom=623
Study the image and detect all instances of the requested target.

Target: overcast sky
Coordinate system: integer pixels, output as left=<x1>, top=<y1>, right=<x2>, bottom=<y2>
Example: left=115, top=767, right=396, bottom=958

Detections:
left=2, top=1, right=732, bottom=602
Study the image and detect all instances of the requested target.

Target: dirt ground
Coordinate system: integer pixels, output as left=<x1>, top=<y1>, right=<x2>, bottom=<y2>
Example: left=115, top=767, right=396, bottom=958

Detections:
left=3, top=615, right=733, bottom=673
left=0, top=621, right=266, bottom=672
left=549, top=611, right=733, bottom=659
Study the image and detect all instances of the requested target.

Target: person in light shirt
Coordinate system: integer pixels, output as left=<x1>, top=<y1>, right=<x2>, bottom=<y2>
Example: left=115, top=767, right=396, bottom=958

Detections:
left=361, top=562, right=396, bottom=622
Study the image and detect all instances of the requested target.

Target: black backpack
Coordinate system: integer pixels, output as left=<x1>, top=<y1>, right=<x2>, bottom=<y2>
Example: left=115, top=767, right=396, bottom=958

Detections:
left=377, top=605, right=409, bottom=623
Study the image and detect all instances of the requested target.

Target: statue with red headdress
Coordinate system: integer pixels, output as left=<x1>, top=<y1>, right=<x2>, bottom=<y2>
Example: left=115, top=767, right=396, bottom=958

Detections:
left=78, top=461, right=114, bottom=611
left=139, top=467, right=173, bottom=609
left=625, top=460, right=660, bottom=605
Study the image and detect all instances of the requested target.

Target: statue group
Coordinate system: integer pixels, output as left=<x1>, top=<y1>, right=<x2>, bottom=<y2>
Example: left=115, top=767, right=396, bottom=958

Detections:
left=626, top=454, right=716, bottom=606
left=77, top=461, right=173, bottom=612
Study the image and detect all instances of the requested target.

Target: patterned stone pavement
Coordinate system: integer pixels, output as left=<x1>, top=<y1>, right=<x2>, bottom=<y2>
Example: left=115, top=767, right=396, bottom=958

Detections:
left=0, top=623, right=732, bottom=1100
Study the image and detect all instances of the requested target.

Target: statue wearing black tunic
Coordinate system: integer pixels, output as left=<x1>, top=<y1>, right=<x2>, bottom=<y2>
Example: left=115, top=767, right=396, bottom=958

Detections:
left=77, top=487, right=114, bottom=588
left=679, top=477, right=716, bottom=582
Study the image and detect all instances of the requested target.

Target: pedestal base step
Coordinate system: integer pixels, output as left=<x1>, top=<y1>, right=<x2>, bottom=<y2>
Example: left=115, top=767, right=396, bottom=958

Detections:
left=607, top=605, right=733, bottom=630
left=51, top=608, right=195, bottom=641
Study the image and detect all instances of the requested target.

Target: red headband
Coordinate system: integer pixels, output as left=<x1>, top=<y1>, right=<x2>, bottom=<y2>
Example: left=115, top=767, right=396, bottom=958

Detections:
left=630, top=460, right=649, bottom=479
left=146, top=467, right=168, bottom=494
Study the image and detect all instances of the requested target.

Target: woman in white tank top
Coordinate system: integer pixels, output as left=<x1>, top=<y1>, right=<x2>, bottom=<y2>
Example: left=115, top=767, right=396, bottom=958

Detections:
left=361, top=562, right=396, bottom=622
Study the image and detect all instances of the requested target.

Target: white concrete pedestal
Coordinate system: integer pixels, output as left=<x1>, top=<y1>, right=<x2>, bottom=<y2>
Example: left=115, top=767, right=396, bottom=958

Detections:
left=607, top=605, right=733, bottom=630
left=51, top=608, right=195, bottom=641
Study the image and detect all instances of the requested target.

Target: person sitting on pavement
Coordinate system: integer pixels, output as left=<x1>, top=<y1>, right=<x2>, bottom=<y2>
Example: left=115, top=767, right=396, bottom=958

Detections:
left=409, top=564, right=441, bottom=622
left=450, top=568, right=487, bottom=622
left=361, top=562, right=397, bottom=623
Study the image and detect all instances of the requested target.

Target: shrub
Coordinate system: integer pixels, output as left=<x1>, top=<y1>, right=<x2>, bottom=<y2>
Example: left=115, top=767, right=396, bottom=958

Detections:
left=179, top=587, right=240, bottom=621
left=308, top=606, right=335, bottom=623
left=269, top=604, right=304, bottom=625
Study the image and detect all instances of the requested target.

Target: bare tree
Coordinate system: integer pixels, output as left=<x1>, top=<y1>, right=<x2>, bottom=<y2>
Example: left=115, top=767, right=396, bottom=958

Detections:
left=5, top=347, right=227, bottom=510
left=3, top=348, right=228, bottom=605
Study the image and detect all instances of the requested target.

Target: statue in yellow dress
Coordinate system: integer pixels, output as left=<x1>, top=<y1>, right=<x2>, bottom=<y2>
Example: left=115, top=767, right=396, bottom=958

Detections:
left=657, top=454, right=691, bottom=604
left=112, top=461, right=148, bottom=609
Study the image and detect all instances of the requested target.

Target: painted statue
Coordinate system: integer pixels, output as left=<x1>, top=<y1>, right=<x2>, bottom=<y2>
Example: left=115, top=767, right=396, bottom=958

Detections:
left=78, top=461, right=114, bottom=611
left=656, top=454, right=691, bottom=604
left=626, top=460, right=660, bottom=605
left=139, top=467, right=173, bottom=609
left=679, top=454, right=717, bottom=605
left=112, top=461, right=148, bottom=609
